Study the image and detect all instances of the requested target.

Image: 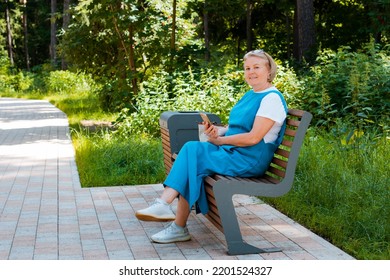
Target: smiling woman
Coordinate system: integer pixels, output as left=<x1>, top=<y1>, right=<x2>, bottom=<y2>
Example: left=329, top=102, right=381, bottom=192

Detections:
left=243, top=50, right=278, bottom=92
left=135, top=50, right=288, bottom=244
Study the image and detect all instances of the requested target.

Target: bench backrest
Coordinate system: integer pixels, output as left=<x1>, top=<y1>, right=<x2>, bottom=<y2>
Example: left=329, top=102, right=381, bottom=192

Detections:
left=261, top=109, right=312, bottom=184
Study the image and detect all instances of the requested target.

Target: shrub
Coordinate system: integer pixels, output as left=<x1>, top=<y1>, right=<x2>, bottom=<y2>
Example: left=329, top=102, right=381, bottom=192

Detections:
left=114, top=65, right=303, bottom=137
left=298, top=43, right=390, bottom=132
left=0, top=56, right=35, bottom=93
left=45, top=70, right=97, bottom=95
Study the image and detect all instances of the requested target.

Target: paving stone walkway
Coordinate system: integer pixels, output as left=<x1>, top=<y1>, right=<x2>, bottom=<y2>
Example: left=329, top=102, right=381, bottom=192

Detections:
left=0, top=97, right=354, bottom=260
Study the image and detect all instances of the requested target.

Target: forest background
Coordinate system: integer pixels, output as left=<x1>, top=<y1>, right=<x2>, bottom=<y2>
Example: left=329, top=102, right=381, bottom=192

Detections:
left=0, top=0, right=389, bottom=260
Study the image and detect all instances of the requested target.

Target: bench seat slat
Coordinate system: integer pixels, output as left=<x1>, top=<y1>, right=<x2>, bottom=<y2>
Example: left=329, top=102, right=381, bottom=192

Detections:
left=262, top=173, right=282, bottom=183
left=205, top=213, right=224, bottom=232
left=275, top=148, right=290, bottom=158
left=267, top=165, right=286, bottom=178
left=271, top=157, right=288, bottom=169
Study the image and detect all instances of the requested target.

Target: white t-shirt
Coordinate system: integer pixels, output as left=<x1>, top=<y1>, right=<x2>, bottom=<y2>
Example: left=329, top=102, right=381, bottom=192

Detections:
left=255, top=87, right=287, bottom=143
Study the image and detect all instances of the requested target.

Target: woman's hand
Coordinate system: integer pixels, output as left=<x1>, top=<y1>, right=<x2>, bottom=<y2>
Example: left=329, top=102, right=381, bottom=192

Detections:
left=203, top=122, right=218, bottom=138
left=204, top=123, right=224, bottom=145
left=205, top=116, right=276, bottom=147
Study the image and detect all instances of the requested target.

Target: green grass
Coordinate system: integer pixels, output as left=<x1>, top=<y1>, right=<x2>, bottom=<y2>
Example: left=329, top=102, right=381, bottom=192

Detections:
left=72, top=131, right=166, bottom=187
left=264, top=130, right=390, bottom=259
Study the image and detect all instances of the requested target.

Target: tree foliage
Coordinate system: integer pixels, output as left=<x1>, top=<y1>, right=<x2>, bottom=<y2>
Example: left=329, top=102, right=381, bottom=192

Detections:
left=1, top=0, right=389, bottom=110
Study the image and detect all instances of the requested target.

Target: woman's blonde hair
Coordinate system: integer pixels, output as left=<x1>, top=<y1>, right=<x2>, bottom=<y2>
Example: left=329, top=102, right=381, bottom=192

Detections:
left=243, top=50, right=277, bottom=82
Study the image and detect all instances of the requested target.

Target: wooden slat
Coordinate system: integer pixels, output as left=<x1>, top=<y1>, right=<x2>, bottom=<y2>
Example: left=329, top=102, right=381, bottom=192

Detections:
left=205, top=213, right=223, bottom=232
left=204, top=175, right=217, bottom=186
left=284, top=128, right=297, bottom=137
left=275, top=148, right=290, bottom=158
left=207, top=201, right=220, bottom=215
left=262, top=173, right=281, bottom=183
left=286, top=118, right=301, bottom=127
left=162, top=136, right=171, bottom=146
left=288, top=108, right=305, bottom=117
left=205, top=186, right=216, bottom=202
left=163, top=158, right=172, bottom=169
left=271, top=157, right=288, bottom=169
left=281, top=139, right=293, bottom=148
left=267, top=165, right=286, bottom=178
left=249, top=177, right=276, bottom=184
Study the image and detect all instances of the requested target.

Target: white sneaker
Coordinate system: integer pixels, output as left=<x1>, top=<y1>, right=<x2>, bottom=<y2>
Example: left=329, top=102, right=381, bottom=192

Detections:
left=151, top=222, right=191, bottom=243
left=135, top=198, right=175, bottom=222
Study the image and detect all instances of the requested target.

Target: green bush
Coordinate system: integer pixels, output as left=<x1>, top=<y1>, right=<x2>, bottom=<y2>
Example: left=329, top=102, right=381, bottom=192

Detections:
left=298, top=43, right=390, bottom=132
left=0, top=56, right=35, bottom=93
left=114, top=65, right=303, bottom=137
left=45, top=70, right=97, bottom=95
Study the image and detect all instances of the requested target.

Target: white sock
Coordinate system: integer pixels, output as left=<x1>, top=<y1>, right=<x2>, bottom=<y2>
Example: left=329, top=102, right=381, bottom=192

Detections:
left=156, top=198, right=169, bottom=206
left=172, top=222, right=185, bottom=230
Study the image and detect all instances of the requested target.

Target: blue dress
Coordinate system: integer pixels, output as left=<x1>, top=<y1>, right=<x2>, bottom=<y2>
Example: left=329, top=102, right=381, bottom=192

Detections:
left=164, top=89, right=288, bottom=214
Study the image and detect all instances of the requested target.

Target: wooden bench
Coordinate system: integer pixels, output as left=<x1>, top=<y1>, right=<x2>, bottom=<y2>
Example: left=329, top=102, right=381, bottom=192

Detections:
left=160, top=109, right=312, bottom=255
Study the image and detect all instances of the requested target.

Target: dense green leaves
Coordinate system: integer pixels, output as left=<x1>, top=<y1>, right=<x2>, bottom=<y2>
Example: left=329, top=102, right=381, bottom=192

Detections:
left=296, top=42, right=390, bottom=132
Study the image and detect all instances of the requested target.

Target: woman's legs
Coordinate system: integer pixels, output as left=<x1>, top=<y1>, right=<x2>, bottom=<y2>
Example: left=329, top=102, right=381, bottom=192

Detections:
left=136, top=187, right=191, bottom=243
left=174, top=195, right=190, bottom=227
left=158, top=186, right=191, bottom=227
left=135, top=186, right=191, bottom=227
left=160, top=187, right=179, bottom=204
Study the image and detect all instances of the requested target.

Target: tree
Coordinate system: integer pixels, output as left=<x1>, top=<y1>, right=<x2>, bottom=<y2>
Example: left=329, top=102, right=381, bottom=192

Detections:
left=246, top=0, right=253, bottom=52
left=20, top=0, right=29, bottom=70
left=61, top=0, right=70, bottom=69
left=5, top=0, right=14, bottom=66
left=170, top=0, right=177, bottom=63
left=203, top=0, right=210, bottom=61
left=293, top=0, right=316, bottom=62
left=60, top=0, right=175, bottom=109
left=50, top=0, right=57, bottom=66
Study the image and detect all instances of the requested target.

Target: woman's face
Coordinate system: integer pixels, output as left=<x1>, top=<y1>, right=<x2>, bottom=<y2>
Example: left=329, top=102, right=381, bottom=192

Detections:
left=243, top=56, right=270, bottom=92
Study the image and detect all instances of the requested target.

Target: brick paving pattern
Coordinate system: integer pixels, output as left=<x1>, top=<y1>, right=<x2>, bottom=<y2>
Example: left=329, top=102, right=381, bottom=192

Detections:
left=0, top=98, right=354, bottom=260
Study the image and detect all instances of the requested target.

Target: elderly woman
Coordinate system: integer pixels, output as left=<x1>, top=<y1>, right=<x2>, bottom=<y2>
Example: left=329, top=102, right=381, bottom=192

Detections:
left=136, top=50, right=288, bottom=243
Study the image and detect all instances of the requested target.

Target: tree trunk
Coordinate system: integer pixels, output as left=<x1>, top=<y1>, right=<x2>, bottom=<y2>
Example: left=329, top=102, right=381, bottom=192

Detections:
left=246, top=0, right=253, bottom=52
left=20, top=0, right=30, bottom=70
left=110, top=4, right=138, bottom=97
left=170, top=0, right=177, bottom=70
left=203, top=0, right=210, bottom=62
left=128, top=25, right=138, bottom=96
left=61, top=0, right=70, bottom=69
left=50, top=0, right=57, bottom=66
left=293, top=0, right=316, bottom=62
left=5, top=0, right=14, bottom=66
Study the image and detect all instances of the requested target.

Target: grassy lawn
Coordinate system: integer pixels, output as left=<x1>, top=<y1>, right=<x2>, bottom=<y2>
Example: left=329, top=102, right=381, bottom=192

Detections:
left=264, top=130, right=390, bottom=260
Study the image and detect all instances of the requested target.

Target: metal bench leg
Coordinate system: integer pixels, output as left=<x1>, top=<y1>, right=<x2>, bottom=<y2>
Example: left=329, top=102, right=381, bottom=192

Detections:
left=213, top=182, right=282, bottom=255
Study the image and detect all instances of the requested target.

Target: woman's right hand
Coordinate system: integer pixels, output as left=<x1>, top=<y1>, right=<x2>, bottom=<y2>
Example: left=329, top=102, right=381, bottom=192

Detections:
left=204, top=123, right=218, bottom=139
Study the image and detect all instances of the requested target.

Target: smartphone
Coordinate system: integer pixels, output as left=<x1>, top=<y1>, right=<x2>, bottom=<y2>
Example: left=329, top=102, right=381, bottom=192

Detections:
left=199, top=113, right=212, bottom=125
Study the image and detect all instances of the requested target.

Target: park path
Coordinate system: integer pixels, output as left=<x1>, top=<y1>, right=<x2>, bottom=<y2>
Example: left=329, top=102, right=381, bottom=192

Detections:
left=0, top=97, right=354, bottom=260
